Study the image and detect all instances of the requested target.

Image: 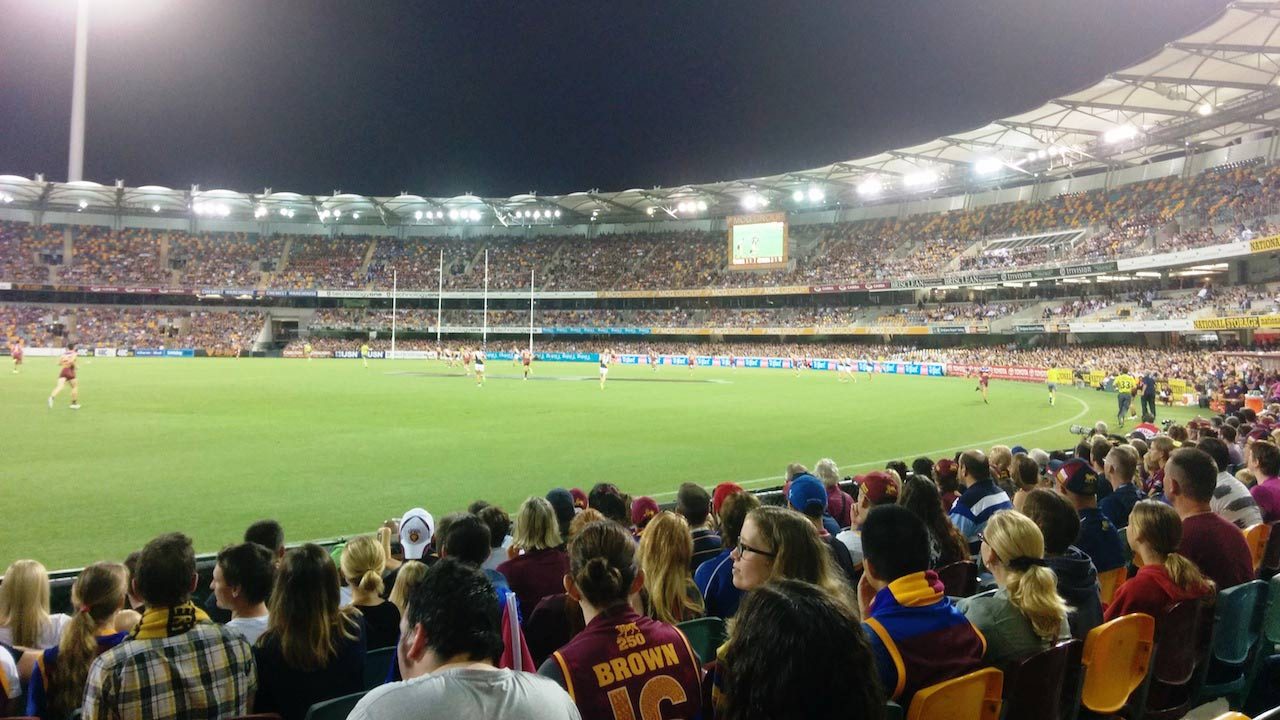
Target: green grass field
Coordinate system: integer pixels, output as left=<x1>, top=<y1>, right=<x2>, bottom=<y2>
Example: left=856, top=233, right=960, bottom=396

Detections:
left=2, top=356, right=1205, bottom=570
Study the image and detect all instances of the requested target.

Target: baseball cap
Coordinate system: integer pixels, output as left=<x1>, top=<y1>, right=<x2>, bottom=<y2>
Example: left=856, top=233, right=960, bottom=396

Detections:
left=1057, top=460, right=1100, bottom=496
left=856, top=471, right=900, bottom=505
left=712, top=482, right=745, bottom=515
left=399, top=507, right=435, bottom=560
left=1011, top=445, right=1028, bottom=456
left=631, top=496, right=660, bottom=528
left=934, top=459, right=957, bottom=483
left=1048, top=459, right=1066, bottom=474
left=1251, top=427, right=1272, bottom=442
left=787, top=474, right=827, bottom=516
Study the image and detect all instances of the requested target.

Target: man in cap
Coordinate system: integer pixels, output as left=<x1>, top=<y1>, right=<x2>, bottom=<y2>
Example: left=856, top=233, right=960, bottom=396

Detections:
left=789, top=473, right=858, bottom=584
left=1055, top=460, right=1124, bottom=573
left=836, top=470, right=900, bottom=569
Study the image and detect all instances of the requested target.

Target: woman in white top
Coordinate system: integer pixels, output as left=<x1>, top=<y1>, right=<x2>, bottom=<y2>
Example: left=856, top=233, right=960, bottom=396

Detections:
left=0, top=560, right=71, bottom=649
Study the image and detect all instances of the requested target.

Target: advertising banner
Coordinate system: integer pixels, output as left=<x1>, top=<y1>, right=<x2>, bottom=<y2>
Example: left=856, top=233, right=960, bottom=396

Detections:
left=1249, top=234, right=1280, bottom=254
left=947, top=363, right=1047, bottom=383
left=1192, top=315, right=1280, bottom=331
left=1046, top=368, right=1075, bottom=385
left=93, top=348, right=115, bottom=357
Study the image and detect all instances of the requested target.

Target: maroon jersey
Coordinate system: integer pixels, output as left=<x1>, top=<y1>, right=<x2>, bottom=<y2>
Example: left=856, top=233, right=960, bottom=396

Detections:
left=551, top=606, right=701, bottom=720
left=58, top=350, right=76, bottom=380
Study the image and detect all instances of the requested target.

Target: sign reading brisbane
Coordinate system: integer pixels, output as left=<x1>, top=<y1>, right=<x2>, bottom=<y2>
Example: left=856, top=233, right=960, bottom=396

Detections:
left=727, top=212, right=788, bottom=269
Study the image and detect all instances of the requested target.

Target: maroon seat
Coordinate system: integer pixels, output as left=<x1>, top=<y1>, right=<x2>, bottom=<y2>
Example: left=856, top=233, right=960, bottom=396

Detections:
left=1002, top=639, right=1083, bottom=720
left=936, top=560, right=978, bottom=598
left=1130, top=598, right=1213, bottom=720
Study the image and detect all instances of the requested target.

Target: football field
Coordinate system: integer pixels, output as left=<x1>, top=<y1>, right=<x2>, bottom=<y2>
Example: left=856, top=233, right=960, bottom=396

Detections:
left=2, top=356, right=1204, bottom=570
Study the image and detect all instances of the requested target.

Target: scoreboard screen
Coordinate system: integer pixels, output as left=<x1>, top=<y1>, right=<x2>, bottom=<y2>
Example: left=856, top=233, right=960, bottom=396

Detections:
left=727, top=212, right=788, bottom=269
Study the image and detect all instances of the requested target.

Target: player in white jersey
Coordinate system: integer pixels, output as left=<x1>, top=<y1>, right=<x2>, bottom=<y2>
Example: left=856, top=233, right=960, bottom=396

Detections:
left=474, top=349, right=486, bottom=387
left=599, top=349, right=612, bottom=390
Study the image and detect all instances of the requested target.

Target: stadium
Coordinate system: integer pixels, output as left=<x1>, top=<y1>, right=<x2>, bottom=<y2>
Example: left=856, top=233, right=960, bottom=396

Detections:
left=5, top=1, right=1280, bottom=718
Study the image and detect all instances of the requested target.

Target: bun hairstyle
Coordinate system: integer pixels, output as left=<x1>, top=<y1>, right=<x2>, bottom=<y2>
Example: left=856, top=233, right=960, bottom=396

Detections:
left=340, top=534, right=387, bottom=596
left=568, top=520, right=637, bottom=608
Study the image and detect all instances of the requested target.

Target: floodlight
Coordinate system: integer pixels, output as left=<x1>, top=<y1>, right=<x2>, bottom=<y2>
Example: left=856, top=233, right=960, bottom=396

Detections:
left=974, top=157, right=1002, bottom=175
left=78, top=199, right=88, bottom=210
left=278, top=208, right=289, bottom=217
left=807, top=186, right=824, bottom=202
left=151, top=204, right=160, bottom=213
left=333, top=209, right=342, bottom=219
left=904, top=169, right=939, bottom=187
left=469, top=209, right=480, bottom=221
left=857, top=178, right=882, bottom=197
left=554, top=210, right=562, bottom=218
left=534, top=210, right=543, bottom=219
left=1103, top=125, right=1139, bottom=144
left=448, top=210, right=458, bottom=220
left=414, top=210, right=423, bottom=220
left=352, top=211, right=360, bottom=220
left=1198, top=103, right=1214, bottom=116
left=435, top=211, right=444, bottom=219
left=647, top=207, right=655, bottom=216
left=697, top=201, right=707, bottom=211
left=792, top=190, right=804, bottom=202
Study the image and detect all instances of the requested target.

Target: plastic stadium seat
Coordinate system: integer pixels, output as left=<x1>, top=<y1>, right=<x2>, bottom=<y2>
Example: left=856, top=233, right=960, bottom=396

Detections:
left=1210, top=713, right=1251, bottom=720
left=364, top=646, right=395, bottom=690
left=1118, top=527, right=1134, bottom=567
left=936, top=560, right=979, bottom=598
left=906, top=667, right=1002, bottom=720
left=676, top=617, right=727, bottom=665
left=302, top=691, right=367, bottom=720
left=1132, top=599, right=1214, bottom=720
left=1197, top=580, right=1269, bottom=709
left=1098, top=566, right=1128, bottom=606
left=1248, top=524, right=1273, bottom=576
left=884, top=701, right=905, bottom=720
left=1079, top=613, right=1156, bottom=715
left=1260, top=523, right=1280, bottom=579
left=1000, top=638, right=1083, bottom=720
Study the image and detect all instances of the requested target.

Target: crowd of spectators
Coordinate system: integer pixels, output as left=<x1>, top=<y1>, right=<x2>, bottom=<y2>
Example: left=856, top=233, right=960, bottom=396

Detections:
left=170, top=233, right=284, bottom=288
left=57, top=227, right=168, bottom=287
left=2, top=304, right=263, bottom=353
left=0, top=221, right=60, bottom=283
left=271, top=236, right=370, bottom=290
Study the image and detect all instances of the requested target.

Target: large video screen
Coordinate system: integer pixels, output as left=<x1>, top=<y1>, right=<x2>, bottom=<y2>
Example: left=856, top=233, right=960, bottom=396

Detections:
left=727, top=212, right=788, bottom=269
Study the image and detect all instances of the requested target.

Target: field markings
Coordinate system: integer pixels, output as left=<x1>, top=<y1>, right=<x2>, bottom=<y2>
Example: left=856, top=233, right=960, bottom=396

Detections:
left=650, top=391, right=1093, bottom=500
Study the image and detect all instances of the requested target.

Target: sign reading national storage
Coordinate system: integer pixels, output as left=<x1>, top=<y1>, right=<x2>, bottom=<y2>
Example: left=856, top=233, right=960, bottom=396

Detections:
left=1192, top=315, right=1280, bottom=330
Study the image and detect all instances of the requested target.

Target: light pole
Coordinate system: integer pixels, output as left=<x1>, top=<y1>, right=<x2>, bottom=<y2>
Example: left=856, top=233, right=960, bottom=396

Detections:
left=68, top=0, right=90, bottom=182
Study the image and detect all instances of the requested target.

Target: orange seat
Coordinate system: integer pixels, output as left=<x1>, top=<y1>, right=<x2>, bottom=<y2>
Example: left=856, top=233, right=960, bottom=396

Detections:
left=1079, top=613, right=1156, bottom=715
left=1098, top=566, right=1128, bottom=606
left=906, top=667, right=1003, bottom=720
left=1245, top=524, right=1271, bottom=575
left=1209, top=714, right=1250, bottom=720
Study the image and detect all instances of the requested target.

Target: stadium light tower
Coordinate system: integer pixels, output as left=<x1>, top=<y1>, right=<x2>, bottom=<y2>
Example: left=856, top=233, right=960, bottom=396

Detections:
left=68, top=0, right=90, bottom=182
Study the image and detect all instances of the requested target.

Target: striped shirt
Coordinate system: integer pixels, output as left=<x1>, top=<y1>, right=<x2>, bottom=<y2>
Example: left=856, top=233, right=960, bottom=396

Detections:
left=948, top=479, right=1012, bottom=548
left=1214, top=471, right=1263, bottom=529
left=82, top=623, right=256, bottom=720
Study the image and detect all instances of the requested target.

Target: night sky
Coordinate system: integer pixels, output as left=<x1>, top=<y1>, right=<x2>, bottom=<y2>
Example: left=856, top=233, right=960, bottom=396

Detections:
left=0, top=0, right=1230, bottom=198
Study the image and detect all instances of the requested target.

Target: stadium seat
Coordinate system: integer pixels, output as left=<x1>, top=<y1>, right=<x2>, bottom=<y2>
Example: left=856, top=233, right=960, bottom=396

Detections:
left=676, top=617, right=727, bottom=665
left=905, top=667, right=1002, bottom=720
left=1211, top=713, right=1251, bottom=720
left=1130, top=599, right=1213, bottom=720
left=1079, top=613, right=1155, bottom=715
left=364, top=646, right=395, bottom=690
left=1118, top=527, right=1134, bottom=567
left=302, top=691, right=367, bottom=720
left=936, top=560, right=978, bottom=598
left=229, top=715, right=285, bottom=720
left=1098, top=566, right=1128, bottom=606
left=999, top=638, right=1082, bottom=720
left=1248, top=524, right=1273, bottom=576
left=883, top=701, right=905, bottom=720
left=1260, top=523, right=1280, bottom=580
left=1197, top=580, right=1268, bottom=709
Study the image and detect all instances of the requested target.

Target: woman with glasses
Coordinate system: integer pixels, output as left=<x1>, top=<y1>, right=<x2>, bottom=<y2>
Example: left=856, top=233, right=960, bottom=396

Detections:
left=731, top=506, right=852, bottom=609
left=538, top=521, right=702, bottom=720
left=956, top=510, right=1069, bottom=670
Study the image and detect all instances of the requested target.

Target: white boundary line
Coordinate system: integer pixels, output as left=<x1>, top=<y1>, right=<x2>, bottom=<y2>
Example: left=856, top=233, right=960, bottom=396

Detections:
left=650, top=391, right=1093, bottom=500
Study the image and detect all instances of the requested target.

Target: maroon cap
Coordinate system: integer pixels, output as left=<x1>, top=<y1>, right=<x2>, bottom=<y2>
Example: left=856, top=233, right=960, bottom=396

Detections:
left=569, top=488, right=588, bottom=510
left=856, top=471, right=900, bottom=505
left=712, top=482, right=745, bottom=515
left=630, top=496, right=660, bottom=528
left=934, top=459, right=958, bottom=482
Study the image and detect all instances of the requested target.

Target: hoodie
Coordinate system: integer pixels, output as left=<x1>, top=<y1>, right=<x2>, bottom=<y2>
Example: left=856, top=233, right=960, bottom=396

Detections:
left=1045, top=546, right=1103, bottom=640
left=1104, top=563, right=1211, bottom=621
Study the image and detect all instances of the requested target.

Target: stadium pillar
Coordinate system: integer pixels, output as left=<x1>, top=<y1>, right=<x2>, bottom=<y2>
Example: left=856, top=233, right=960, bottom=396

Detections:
left=68, top=0, right=89, bottom=183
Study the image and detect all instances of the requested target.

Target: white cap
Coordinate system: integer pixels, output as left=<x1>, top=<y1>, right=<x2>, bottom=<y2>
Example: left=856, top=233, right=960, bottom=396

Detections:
left=399, top=507, right=434, bottom=560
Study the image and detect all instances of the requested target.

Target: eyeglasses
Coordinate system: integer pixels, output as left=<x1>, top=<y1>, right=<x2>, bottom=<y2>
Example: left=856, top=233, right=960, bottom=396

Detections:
left=735, top=540, right=777, bottom=558
left=976, top=531, right=988, bottom=547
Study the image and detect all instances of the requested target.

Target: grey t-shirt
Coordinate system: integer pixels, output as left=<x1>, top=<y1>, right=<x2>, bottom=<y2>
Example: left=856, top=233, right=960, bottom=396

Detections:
left=348, top=665, right=582, bottom=720
left=956, top=588, right=1069, bottom=670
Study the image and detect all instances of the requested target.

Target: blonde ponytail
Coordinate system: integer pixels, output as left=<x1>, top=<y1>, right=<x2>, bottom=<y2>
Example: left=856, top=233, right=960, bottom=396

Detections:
left=1130, top=501, right=1215, bottom=596
left=984, top=511, right=1069, bottom=642
left=1164, top=553, right=1214, bottom=595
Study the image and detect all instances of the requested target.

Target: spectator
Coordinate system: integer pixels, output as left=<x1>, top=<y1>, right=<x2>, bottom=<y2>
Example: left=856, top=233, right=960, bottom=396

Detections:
left=27, top=563, right=128, bottom=720
left=1198, top=437, right=1262, bottom=529
left=1146, top=437, right=1177, bottom=499
left=815, top=458, right=856, bottom=529
left=912, top=457, right=935, bottom=482
left=789, top=474, right=859, bottom=583
left=522, top=509, right=610, bottom=666
left=1054, top=460, right=1126, bottom=573
left=244, top=519, right=286, bottom=563
left=949, top=450, right=1013, bottom=552
left=477, top=505, right=513, bottom=573
left=1106, top=501, right=1215, bottom=620
left=443, top=514, right=512, bottom=606
left=212, top=542, right=273, bottom=645
left=715, top=580, right=883, bottom=720
left=958, top=511, right=1069, bottom=669
left=899, top=476, right=970, bottom=569
left=121, top=552, right=144, bottom=614
left=1009, top=454, right=1041, bottom=512
left=629, top=497, right=660, bottom=538
left=1019, top=489, right=1102, bottom=640
left=695, top=490, right=759, bottom=619
left=254, top=544, right=366, bottom=720
left=989, top=445, right=1015, bottom=496
left=341, top=535, right=401, bottom=650
left=836, top=470, right=900, bottom=568
left=350, top=559, right=580, bottom=720
left=587, top=484, right=630, bottom=527
left=935, top=458, right=961, bottom=512
left=1089, top=438, right=1115, bottom=503
left=387, top=561, right=428, bottom=616
left=538, top=521, right=701, bottom=719
left=1167, top=448, right=1256, bottom=591
left=82, top=532, right=256, bottom=719
left=545, top=489, right=576, bottom=547
left=497, top=497, right=570, bottom=624
left=1099, top=445, right=1142, bottom=528
left=0, top=560, right=71, bottom=649
left=858, top=505, right=985, bottom=706
left=731, top=506, right=852, bottom=608
left=676, top=483, right=722, bottom=571
left=398, top=507, right=435, bottom=563
left=1248, top=440, right=1280, bottom=522
left=637, top=512, right=704, bottom=624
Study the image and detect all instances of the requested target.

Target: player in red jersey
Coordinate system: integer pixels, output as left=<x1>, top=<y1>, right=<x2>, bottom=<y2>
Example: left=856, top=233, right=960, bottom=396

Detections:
left=728, top=352, right=736, bottom=370
left=462, top=348, right=473, bottom=377
left=9, top=337, right=23, bottom=374
left=648, top=349, right=658, bottom=372
left=539, top=521, right=702, bottom=720
left=975, top=366, right=991, bottom=404
left=48, top=343, right=80, bottom=410
left=599, top=349, right=612, bottom=390
left=686, top=349, right=695, bottom=374
left=521, top=348, right=533, bottom=380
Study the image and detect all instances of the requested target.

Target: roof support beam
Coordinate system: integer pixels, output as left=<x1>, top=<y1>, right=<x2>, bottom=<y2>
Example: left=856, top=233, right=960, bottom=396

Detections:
left=1169, top=42, right=1280, bottom=54
left=1053, top=99, right=1198, bottom=117
left=1108, top=73, right=1276, bottom=92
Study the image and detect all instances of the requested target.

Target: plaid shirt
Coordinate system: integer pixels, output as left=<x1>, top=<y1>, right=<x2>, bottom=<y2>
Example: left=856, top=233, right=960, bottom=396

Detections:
left=82, top=622, right=256, bottom=720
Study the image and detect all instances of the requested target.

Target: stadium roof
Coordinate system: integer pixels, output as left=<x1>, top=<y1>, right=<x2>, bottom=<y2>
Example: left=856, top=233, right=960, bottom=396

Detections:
left=3, top=0, right=1280, bottom=228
